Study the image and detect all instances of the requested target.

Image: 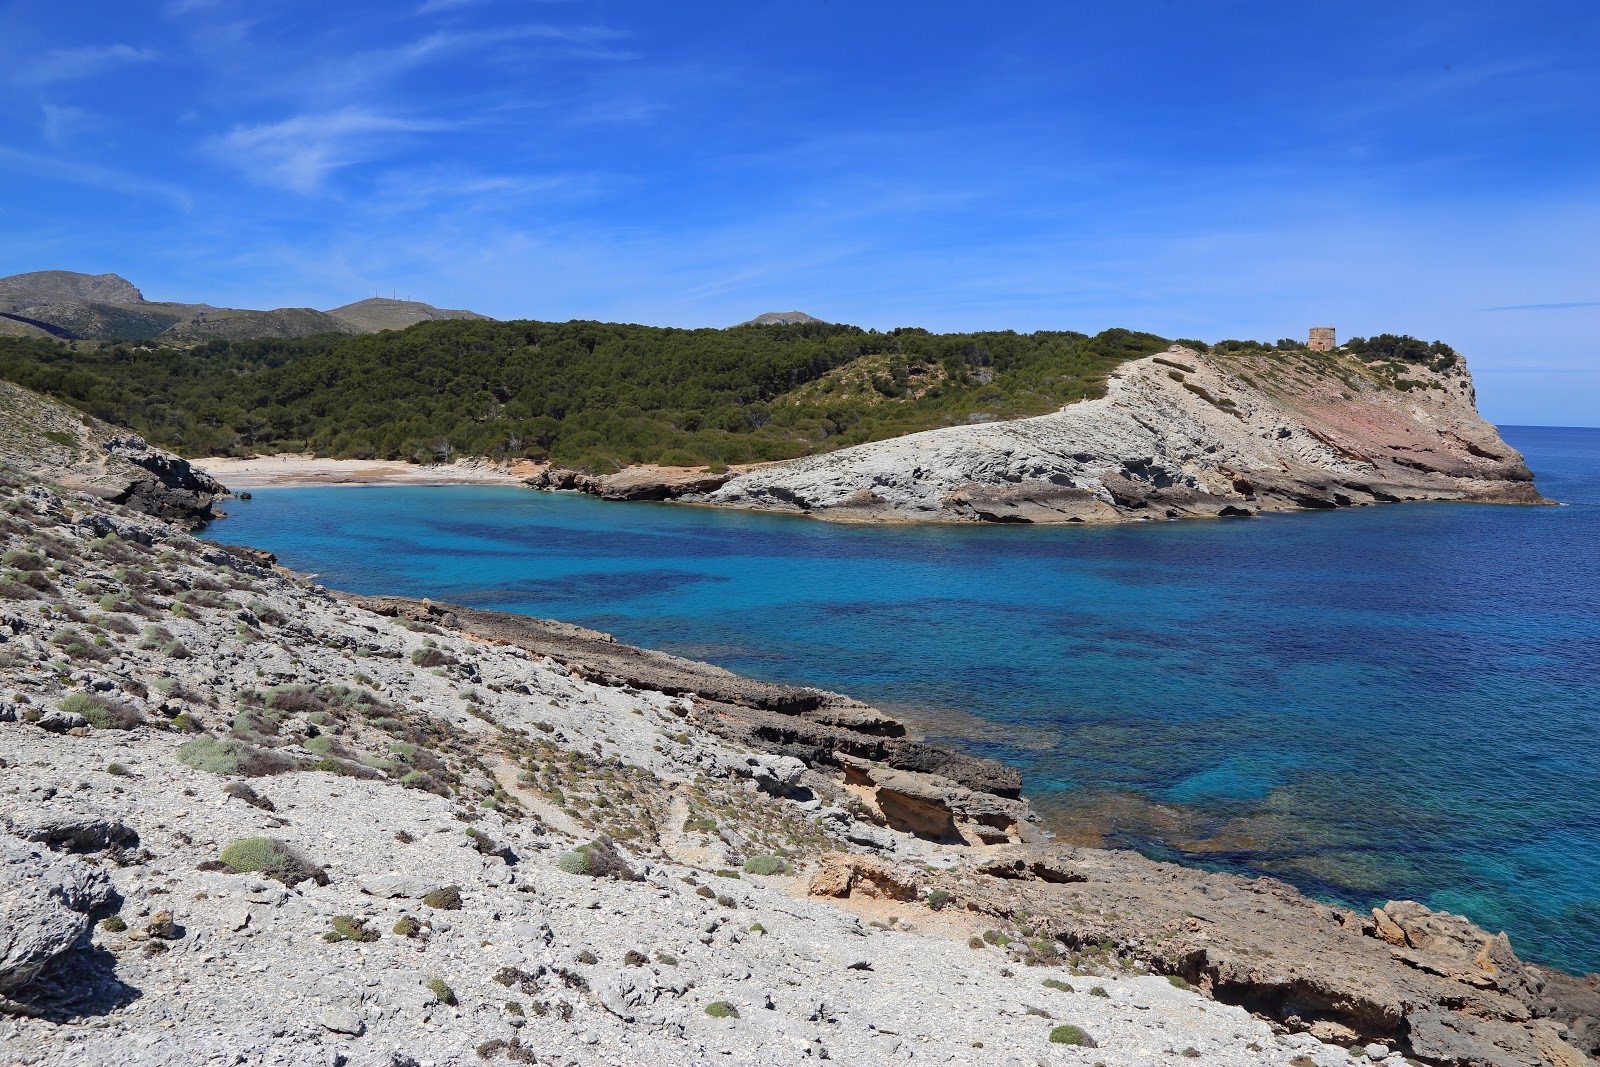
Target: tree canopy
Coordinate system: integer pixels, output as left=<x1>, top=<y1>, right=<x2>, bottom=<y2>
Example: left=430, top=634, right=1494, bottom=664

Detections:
left=0, top=319, right=1173, bottom=468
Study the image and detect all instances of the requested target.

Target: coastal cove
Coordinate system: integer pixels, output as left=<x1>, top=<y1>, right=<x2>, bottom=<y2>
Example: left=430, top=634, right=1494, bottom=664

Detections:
left=212, top=424, right=1600, bottom=976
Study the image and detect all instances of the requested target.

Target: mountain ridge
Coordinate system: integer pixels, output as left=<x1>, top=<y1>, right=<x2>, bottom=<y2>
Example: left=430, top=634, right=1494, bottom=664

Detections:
left=0, top=270, right=493, bottom=342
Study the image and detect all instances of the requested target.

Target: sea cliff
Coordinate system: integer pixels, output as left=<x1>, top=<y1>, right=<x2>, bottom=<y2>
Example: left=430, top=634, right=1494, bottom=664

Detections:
left=533, top=343, right=1544, bottom=524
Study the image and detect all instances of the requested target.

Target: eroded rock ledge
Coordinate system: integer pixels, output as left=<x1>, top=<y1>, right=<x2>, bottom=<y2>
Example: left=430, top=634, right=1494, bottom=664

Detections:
left=349, top=596, right=1598, bottom=1067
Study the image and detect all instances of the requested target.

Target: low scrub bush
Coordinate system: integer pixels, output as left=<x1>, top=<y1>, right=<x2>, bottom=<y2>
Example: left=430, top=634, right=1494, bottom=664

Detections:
left=411, top=647, right=458, bottom=669
left=423, top=886, right=463, bottom=910
left=60, top=691, right=144, bottom=730
left=704, top=1001, right=739, bottom=1019
left=324, top=915, right=380, bottom=943
left=741, top=855, right=788, bottom=876
left=177, top=736, right=299, bottom=777
left=217, top=837, right=327, bottom=885
left=555, top=839, right=636, bottom=881
left=1049, top=1024, right=1095, bottom=1046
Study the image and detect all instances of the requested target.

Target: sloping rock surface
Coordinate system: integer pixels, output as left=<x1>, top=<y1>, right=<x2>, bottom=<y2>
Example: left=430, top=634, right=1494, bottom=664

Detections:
left=0, top=380, right=225, bottom=527
left=701, top=345, right=1544, bottom=523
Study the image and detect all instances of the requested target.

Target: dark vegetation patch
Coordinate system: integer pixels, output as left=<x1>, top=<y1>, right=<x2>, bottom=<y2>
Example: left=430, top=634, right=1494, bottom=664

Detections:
left=0, top=323, right=1171, bottom=470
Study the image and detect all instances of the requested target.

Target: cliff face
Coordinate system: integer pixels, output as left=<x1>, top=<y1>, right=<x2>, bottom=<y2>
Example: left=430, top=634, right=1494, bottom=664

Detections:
left=701, top=345, right=1544, bottom=523
left=0, top=380, right=225, bottom=527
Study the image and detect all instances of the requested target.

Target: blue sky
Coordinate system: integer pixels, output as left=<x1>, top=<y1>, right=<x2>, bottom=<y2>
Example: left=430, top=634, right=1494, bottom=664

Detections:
left=1, top=1, right=1596, bottom=425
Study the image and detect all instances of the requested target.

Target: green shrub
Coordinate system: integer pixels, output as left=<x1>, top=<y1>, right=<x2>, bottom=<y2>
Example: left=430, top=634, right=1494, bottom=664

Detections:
left=427, top=978, right=457, bottom=1006
left=1167, top=974, right=1192, bottom=990
left=61, top=692, right=143, bottom=730
left=393, top=916, right=421, bottom=937
left=576, top=949, right=598, bottom=965
left=100, top=915, right=128, bottom=933
left=555, top=839, right=636, bottom=880
left=411, top=647, right=457, bottom=668
left=704, top=1001, right=739, bottom=1019
left=2, top=549, right=45, bottom=571
left=1042, top=978, right=1074, bottom=993
left=925, top=888, right=953, bottom=911
left=177, top=736, right=298, bottom=777
left=324, top=915, right=380, bottom=943
left=423, top=886, right=462, bottom=910
left=741, top=855, right=788, bottom=876
left=1049, top=1024, right=1094, bottom=1046
left=1088, top=985, right=1109, bottom=998
left=217, top=837, right=327, bottom=885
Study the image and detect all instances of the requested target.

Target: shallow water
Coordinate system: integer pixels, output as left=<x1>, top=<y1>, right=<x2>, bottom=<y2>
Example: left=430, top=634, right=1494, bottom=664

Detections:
left=214, top=426, right=1600, bottom=973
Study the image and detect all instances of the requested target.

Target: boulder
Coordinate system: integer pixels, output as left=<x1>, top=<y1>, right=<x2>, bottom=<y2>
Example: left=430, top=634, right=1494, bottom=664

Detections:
left=0, top=833, right=117, bottom=994
left=5, top=812, right=139, bottom=853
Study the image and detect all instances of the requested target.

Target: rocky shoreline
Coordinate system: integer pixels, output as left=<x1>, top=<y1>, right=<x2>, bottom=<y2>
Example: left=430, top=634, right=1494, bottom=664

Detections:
left=1, top=391, right=1594, bottom=1066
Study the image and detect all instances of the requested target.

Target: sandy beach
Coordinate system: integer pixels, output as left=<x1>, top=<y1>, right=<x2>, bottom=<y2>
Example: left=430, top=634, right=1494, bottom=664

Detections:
left=199, top=453, right=540, bottom=489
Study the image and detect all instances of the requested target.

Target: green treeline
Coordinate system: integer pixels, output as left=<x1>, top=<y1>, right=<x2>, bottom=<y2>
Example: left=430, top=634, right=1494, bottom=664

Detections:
left=0, top=320, right=1171, bottom=469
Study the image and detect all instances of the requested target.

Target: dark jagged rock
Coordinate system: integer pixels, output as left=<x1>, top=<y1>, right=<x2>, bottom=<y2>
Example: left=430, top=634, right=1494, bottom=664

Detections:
left=0, top=833, right=118, bottom=996
left=0, top=381, right=225, bottom=528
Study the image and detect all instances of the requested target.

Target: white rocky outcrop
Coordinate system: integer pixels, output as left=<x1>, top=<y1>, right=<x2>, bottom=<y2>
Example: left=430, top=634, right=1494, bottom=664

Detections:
left=700, top=346, right=1542, bottom=523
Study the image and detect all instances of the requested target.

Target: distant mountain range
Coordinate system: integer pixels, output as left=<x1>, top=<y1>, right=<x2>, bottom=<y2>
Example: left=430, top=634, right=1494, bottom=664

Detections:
left=0, top=270, right=492, bottom=343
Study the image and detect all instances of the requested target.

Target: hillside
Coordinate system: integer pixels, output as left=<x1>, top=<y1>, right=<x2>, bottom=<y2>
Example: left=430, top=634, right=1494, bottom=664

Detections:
left=0, top=320, right=1164, bottom=468
left=0, top=270, right=492, bottom=343
left=0, top=379, right=223, bottom=526
left=736, top=311, right=830, bottom=326
left=328, top=297, right=494, bottom=332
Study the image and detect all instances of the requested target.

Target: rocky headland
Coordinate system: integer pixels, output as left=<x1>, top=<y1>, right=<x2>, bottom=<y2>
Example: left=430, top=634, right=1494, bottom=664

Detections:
left=530, top=342, right=1545, bottom=524
left=0, top=381, right=223, bottom=528
left=0, top=383, right=1593, bottom=1066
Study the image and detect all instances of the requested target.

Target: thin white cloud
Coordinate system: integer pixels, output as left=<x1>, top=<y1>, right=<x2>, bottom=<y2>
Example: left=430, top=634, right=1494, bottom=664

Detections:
left=40, top=104, right=93, bottom=146
left=22, top=44, right=158, bottom=85
left=0, top=146, right=191, bottom=210
left=215, top=109, right=454, bottom=193
left=345, top=23, right=626, bottom=80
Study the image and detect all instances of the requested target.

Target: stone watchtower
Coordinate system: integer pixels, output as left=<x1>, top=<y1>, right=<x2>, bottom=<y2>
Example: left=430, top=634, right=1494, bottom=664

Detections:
left=1308, top=327, right=1336, bottom=352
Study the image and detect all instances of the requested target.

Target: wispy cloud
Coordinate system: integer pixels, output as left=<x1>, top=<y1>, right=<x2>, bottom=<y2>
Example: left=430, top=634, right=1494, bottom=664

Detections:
left=21, top=44, right=158, bottom=85
left=1485, top=301, right=1600, bottom=311
left=214, top=108, right=455, bottom=193
left=40, top=104, right=94, bottom=145
left=0, top=146, right=191, bottom=210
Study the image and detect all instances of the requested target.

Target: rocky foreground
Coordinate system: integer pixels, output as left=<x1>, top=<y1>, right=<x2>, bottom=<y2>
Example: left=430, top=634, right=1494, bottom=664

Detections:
left=0, top=460, right=1596, bottom=1066
left=530, top=343, right=1546, bottom=524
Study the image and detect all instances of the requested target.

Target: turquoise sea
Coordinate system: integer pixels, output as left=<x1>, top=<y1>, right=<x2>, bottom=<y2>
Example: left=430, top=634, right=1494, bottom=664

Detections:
left=214, top=426, right=1600, bottom=974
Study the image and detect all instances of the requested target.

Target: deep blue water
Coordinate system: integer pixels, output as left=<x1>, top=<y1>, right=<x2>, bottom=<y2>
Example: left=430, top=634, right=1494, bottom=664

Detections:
left=214, top=426, right=1600, bottom=974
